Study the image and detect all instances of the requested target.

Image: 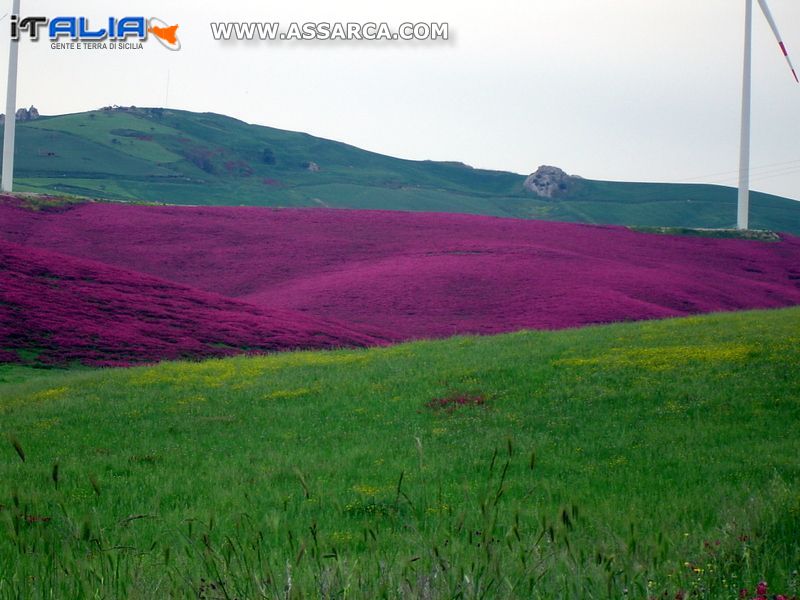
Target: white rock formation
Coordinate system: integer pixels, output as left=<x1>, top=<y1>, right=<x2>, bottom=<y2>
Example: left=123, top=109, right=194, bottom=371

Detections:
left=523, top=165, right=574, bottom=198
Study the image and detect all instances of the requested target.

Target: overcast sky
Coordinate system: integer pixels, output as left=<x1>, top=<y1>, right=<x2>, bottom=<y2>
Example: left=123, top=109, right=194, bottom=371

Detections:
left=4, top=0, right=800, bottom=200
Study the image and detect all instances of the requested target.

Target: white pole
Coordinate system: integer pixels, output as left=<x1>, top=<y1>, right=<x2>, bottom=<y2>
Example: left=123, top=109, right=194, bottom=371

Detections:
left=737, top=0, right=752, bottom=230
left=2, top=0, right=20, bottom=193
left=0, top=0, right=19, bottom=192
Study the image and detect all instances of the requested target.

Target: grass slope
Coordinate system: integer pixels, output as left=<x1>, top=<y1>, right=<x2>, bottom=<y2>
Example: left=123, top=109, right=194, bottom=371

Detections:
left=1, top=307, right=799, bottom=598
left=6, top=107, right=800, bottom=234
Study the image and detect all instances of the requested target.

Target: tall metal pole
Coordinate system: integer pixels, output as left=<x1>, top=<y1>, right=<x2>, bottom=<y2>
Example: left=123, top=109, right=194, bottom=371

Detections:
left=2, top=0, right=20, bottom=193
left=737, top=0, right=753, bottom=230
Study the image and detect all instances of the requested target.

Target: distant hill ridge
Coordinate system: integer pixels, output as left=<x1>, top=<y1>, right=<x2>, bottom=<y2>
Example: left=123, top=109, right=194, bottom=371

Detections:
left=2, top=105, right=798, bottom=233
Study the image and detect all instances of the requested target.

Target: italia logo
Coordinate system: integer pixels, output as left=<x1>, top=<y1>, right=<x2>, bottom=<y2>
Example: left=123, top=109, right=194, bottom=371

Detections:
left=11, top=16, right=181, bottom=50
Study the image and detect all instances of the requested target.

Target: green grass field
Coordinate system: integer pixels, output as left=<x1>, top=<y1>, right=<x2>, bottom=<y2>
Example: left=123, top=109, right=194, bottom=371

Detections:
left=1, top=307, right=799, bottom=598
left=5, top=107, right=800, bottom=234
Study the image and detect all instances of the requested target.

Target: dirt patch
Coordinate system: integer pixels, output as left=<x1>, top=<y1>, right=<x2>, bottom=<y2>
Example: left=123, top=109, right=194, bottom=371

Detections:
left=425, top=393, right=488, bottom=413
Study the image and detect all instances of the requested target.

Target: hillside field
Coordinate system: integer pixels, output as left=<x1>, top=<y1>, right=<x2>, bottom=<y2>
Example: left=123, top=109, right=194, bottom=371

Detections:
left=1, top=307, right=799, bottom=598
left=4, top=107, right=800, bottom=234
left=3, top=199, right=800, bottom=367
left=0, top=239, right=385, bottom=366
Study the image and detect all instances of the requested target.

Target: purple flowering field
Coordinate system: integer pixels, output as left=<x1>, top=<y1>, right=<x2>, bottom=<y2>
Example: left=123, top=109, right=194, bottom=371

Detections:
left=0, top=239, right=385, bottom=366
left=2, top=199, right=799, bottom=364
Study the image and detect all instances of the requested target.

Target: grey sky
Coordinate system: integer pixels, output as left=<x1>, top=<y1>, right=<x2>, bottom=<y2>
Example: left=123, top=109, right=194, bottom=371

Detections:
left=4, top=0, right=800, bottom=200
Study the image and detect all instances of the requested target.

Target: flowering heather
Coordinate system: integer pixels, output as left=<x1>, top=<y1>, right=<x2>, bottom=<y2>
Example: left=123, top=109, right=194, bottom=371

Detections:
left=1, top=199, right=799, bottom=361
left=736, top=580, right=796, bottom=600
left=0, top=240, right=384, bottom=366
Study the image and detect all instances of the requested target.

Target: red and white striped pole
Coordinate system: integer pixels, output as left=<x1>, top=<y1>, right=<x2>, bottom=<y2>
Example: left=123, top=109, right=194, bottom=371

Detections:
left=757, top=0, right=799, bottom=83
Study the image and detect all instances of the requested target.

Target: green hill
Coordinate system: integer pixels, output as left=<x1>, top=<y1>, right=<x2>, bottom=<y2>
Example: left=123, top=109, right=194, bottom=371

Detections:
left=2, top=307, right=799, bottom=597
left=5, top=106, right=800, bottom=233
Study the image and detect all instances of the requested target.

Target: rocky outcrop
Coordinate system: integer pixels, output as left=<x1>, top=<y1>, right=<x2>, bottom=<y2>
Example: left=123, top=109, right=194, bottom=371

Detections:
left=1, top=106, right=40, bottom=123
left=305, top=161, right=320, bottom=172
left=523, top=165, right=575, bottom=199
left=15, top=106, right=40, bottom=121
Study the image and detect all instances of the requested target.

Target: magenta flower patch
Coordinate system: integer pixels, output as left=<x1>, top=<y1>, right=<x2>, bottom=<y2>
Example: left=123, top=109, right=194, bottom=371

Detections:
left=2, top=200, right=800, bottom=365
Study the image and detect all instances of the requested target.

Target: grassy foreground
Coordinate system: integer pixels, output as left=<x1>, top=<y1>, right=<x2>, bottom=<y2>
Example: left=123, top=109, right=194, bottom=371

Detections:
left=1, top=308, right=799, bottom=598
